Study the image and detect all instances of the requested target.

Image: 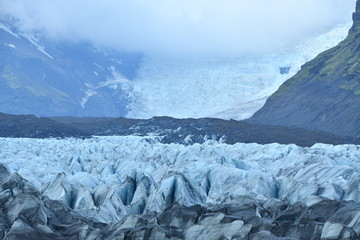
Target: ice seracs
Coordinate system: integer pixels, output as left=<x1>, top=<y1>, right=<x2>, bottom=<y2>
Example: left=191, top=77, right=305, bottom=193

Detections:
left=1, top=136, right=360, bottom=224
left=1, top=136, right=360, bottom=238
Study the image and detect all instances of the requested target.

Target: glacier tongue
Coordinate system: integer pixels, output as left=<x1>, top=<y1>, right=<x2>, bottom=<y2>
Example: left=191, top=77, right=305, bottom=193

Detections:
left=1, top=136, right=360, bottom=223
left=127, top=23, right=352, bottom=120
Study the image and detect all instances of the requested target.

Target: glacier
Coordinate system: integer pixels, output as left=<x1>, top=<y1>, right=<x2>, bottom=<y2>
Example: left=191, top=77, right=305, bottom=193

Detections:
left=1, top=136, right=360, bottom=220
left=1, top=136, right=360, bottom=238
left=0, top=20, right=353, bottom=120
left=126, top=23, right=352, bottom=120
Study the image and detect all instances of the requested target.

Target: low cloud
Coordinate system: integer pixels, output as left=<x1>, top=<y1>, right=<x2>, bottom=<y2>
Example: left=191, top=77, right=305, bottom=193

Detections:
left=0, top=0, right=357, bottom=56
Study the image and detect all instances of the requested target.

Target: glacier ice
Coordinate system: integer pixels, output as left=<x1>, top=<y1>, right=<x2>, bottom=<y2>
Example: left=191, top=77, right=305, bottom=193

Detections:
left=1, top=136, right=360, bottom=224
left=127, top=23, right=352, bottom=120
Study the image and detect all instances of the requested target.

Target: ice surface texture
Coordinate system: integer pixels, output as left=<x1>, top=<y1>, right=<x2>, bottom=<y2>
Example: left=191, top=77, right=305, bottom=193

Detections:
left=1, top=136, right=360, bottom=222
left=1, top=136, right=360, bottom=239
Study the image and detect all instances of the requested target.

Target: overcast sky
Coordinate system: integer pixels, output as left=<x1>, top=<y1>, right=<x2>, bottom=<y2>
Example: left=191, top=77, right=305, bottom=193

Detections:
left=0, top=0, right=357, bottom=57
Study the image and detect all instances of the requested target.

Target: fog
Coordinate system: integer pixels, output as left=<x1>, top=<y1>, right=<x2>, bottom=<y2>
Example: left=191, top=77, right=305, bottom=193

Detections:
left=0, top=0, right=357, bottom=56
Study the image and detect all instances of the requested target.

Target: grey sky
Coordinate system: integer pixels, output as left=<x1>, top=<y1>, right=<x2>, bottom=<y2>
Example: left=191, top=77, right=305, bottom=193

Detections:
left=0, top=0, right=357, bottom=56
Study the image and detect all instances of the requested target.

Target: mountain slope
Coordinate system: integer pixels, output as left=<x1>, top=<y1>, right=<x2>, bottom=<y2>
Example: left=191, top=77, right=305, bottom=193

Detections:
left=0, top=20, right=351, bottom=119
left=249, top=1, right=360, bottom=138
left=0, top=22, right=141, bottom=117
left=0, top=112, right=88, bottom=138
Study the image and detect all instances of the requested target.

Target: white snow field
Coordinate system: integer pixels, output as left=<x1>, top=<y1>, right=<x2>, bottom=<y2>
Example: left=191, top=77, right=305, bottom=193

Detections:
left=1, top=136, right=360, bottom=223
left=127, top=23, right=352, bottom=120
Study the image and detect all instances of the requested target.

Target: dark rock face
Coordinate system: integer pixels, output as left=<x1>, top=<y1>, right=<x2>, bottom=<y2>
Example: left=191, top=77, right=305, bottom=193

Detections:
left=0, top=112, right=88, bottom=138
left=1, top=163, right=360, bottom=240
left=280, top=67, right=291, bottom=75
left=249, top=0, right=360, bottom=138
left=122, top=117, right=355, bottom=147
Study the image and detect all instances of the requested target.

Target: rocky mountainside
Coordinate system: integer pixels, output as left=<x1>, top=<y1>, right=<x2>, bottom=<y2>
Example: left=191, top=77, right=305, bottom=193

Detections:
left=0, top=112, right=357, bottom=146
left=0, top=113, right=88, bottom=138
left=0, top=21, right=141, bottom=117
left=249, top=0, right=360, bottom=138
left=2, top=137, right=360, bottom=239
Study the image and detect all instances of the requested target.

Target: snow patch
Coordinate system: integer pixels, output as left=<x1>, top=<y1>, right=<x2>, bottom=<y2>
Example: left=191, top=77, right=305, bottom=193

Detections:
left=80, top=66, right=131, bottom=107
left=80, top=89, right=97, bottom=108
left=94, top=63, right=103, bottom=69
left=0, top=23, right=53, bottom=59
left=22, top=33, right=53, bottom=59
left=4, top=43, right=16, bottom=49
left=0, top=23, right=19, bottom=38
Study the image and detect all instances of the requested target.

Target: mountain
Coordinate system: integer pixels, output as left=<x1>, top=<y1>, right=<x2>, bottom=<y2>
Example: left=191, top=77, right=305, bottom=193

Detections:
left=0, top=19, right=351, bottom=119
left=1, top=136, right=360, bottom=239
left=0, top=21, right=142, bottom=117
left=0, top=112, right=87, bottom=138
left=249, top=0, right=360, bottom=138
